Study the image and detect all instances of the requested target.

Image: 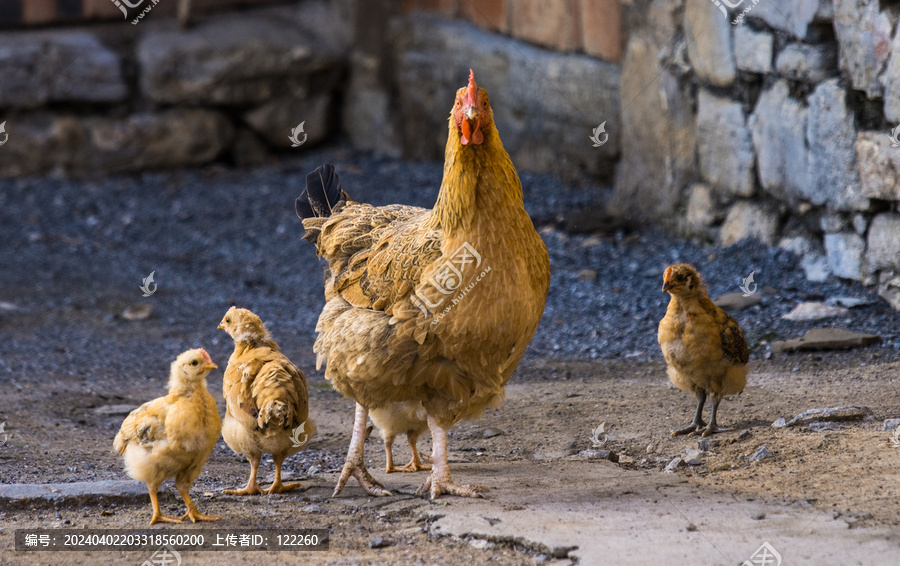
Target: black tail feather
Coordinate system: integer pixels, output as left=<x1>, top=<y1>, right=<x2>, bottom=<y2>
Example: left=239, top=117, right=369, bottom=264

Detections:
left=296, top=163, right=343, bottom=220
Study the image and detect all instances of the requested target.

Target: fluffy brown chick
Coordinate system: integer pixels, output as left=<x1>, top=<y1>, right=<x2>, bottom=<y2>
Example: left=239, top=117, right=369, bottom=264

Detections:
left=218, top=307, right=316, bottom=495
left=658, top=264, right=749, bottom=437
left=114, top=349, right=221, bottom=525
left=370, top=402, right=431, bottom=473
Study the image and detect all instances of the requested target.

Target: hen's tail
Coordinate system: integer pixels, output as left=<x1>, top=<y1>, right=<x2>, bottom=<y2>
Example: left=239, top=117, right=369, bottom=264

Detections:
left=296, top=164, right=347, bottom=244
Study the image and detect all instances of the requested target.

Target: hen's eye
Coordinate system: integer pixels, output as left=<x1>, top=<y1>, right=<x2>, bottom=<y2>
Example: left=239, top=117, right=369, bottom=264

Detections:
left=191, top=360, right=199, bottom=366
left=483, top=101, right=487, bottom=107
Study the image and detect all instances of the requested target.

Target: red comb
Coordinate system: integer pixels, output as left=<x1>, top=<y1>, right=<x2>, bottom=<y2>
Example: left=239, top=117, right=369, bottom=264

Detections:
left=228, top=306, right=236, bottom=312
left=199, top=348, right=213, bottom=364
left=465, top=69, right=477, bottom=106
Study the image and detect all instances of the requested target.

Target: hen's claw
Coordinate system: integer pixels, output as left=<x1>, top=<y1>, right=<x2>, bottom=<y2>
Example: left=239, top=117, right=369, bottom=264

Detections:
left=417, top=473, right=487, bottom=499
left=388, top=460, right=432, bottom=473
left=333, top=461, right=392, bottom=497
left=671, top=421, right=706, bottom=436
left=698, top=423, right=731, bottom=437
left=224, top=482, right=264, bottom=495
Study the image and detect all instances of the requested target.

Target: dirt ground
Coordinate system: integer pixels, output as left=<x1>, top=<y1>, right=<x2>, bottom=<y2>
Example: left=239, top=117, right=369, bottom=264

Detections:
left=2, top=351, right=899, bottom=564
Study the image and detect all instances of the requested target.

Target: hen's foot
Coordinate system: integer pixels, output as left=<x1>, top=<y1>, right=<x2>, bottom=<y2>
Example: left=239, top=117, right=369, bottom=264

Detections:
left=224, top=482, right=264, bottom=496
left=334, top=461, right=392, bottom=497
left=267, top=480, right=302, bottom=494
left=417, top=473, right=487, bottom=500
left=149, top=513, right=182, bottom=525
left=670, top=421, right=706, bottom=436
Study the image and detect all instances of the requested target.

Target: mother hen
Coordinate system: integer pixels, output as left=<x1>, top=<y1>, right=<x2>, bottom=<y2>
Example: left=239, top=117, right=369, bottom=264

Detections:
left=296, top=70, right=551, bottom=499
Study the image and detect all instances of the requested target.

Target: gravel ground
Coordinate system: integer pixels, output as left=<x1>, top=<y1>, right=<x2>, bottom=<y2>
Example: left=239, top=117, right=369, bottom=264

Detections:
left=2, top=143, right=898, bottom=378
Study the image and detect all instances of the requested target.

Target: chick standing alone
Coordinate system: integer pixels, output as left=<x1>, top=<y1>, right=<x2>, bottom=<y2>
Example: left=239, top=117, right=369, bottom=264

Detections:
left=218, top=307, right=316, bottom=495
left=114, top=349, right=222, bottom=525
left=658, top=264, right=749, bottom=437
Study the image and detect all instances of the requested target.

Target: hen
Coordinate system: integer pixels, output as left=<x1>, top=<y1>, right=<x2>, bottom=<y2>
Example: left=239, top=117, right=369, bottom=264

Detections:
left=113, top=349, right=221, bottom=525
left=370, top=402, right=431, bottom=473
left=658, top=264, right=749, bottom=437
left=296, top=69, right=551, bottom=499
left=218, top=307, right=316, bottom=495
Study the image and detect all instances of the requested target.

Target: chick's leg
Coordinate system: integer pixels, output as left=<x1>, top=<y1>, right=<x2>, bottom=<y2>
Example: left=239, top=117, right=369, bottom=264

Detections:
left=148, top=486, right=182, bottom=525
left=267, top=453, right=302, bottom=494
left=383, top=433, right=398, bottom=473
left=176, top=480, right=220, bottom=523
left=333, top=403, right=391, bottom=497
left=224, top=454, right=264, bottom=495
left=699, top=395, right=731, bottom=437
left=392, top=432, right=431, bottom=473
left=417, top=416, right=487, bottom=499
left=671, top=390, right=707, bottom=436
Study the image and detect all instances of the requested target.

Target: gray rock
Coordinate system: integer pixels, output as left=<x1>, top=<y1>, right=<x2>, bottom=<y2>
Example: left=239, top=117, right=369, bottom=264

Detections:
left=808, top=80, right=868, bottom=211
left=856, top=131, right=900, bottom=201
left=121, top=304, right=153, bottom=321
left=682, top=448, right=704, bottom=465
left=772, top=417, right=787, bottom=428
left=93, top=404, right=138, bottom=416
left=343, top=51, right=402, bottom=158
left=834, top=0, right=892, bottom=98
left=0, top=481, right=146, bottom=509
left=772, top=328, right=881, bottom=352
left=866, top=214, right=900, bottom=272
left=749, top=0, right=821, bottom=39
left=737, top=429, right=751, bottom=440
left=852, top=214, right=868, bottom=234
left=785, top=405, right=873, bottom=426
left=801, top=254, right=832, bottom=283
left=824, top=233, right=865, bottom=281
left=883, top=418, right=900, bottom=431
left=0, top=31, right=126, bottom=108
left=614, top=34, right=694, bottom=219
left=482, top=428, right=503, bottom=438
left=776, top=43, right=837, bottom=82
left=876, top=271, right=900, bottom=310
left=750, top=445, right=774, bottom=462
left=820, top=214, right=848, bottom=233
left=809, top=421, right=842, bottom=431
left=392, top=14, right=620, bottom=178
left=697, top=89, right=755, bottom=197
left=244, top=94, right=332, bottom=149
left=825, top=296, right=870, bottom=308
left=684, top=0, right=736, bottom=86
left=685, top=183, right=720, bottom=232
left=719, top=201, right=779, bottom=247
left=713, top=292, right=762, bottom=311
left=369, top=537, right=393, bottom=549
left=782, top=302, right=850, bottom=321
left=733, top=26, right=773, bottom=74
left=0, top=110, right=233, bottom=177
left=138, top=7, right=346, bottom=105
left=231, top=128, right=270, bottom=169
left=665, top=456, right=685, bottom=472
left=750, top=80, right=810, bottom=204
left=883, top=26, right=900, bottom=122
left=577, top=269, right=598, bottom=282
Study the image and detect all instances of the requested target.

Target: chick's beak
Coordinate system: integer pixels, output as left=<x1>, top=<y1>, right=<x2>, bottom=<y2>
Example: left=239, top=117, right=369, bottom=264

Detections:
left=217, top=322, right=225, bottom=330
left=201, top=363, right=218, bottom=371
left=662, top=281, right=673, bottom=292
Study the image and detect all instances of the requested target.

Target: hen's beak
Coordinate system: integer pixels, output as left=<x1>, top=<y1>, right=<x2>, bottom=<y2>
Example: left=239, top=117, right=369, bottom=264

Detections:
left=460, top=105, right=483, bottom=146
left=465, top=105, right=479, bottom=121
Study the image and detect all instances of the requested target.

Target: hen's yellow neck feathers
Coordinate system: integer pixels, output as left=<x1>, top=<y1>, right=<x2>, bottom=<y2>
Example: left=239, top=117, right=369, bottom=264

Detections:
left=429, top=118, right=523, bottom=234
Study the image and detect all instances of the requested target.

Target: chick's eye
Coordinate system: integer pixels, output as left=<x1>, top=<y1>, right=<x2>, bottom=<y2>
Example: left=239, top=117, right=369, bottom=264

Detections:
left=191, top=360, right=199, bottom=366
left=225, top=317, right=231, bottom=323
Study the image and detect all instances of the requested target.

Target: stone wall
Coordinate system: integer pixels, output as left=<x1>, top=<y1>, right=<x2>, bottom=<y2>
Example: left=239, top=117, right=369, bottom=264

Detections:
left=612, top=0, right=900, bottom=308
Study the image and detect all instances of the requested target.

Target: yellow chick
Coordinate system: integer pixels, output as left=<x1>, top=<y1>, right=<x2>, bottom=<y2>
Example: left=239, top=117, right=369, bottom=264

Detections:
left=218, top=307, right=316, bottom=495
left=371, top=402, right=431, bottom=473
left=114, top=349, right=222, bottom=525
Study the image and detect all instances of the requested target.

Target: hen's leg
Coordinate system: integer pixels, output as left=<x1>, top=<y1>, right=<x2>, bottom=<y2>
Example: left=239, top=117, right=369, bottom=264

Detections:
left=671, top=390, right=707, bottom=436
left=148, top=486, right=182, bottom=525
left=176, top=480, right=220, bottom=523
left=393, top=432, right=431, bottom=472
left=267, top=453, right=302, bottom=494
left=417, top=416, right=487, bottom=499
left=224, top=454, right=264, bottom=495
left=333, top=403, right=391, bottom=497
left=699, top=395, right=731, bottom=436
